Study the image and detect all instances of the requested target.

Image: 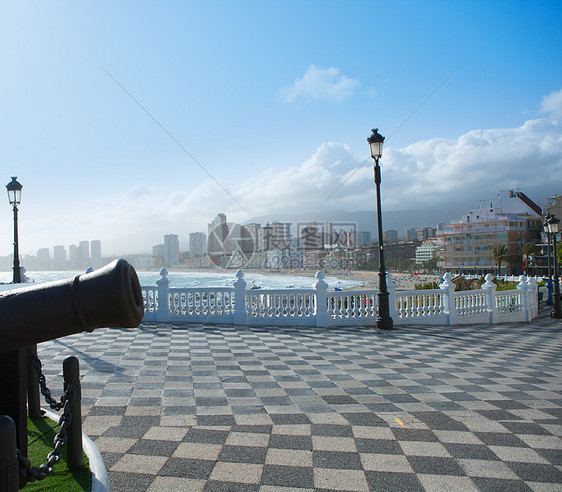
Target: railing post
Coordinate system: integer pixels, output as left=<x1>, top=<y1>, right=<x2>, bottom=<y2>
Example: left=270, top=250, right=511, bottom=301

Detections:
left=27, top=344, right=42, bottom=418
left=0, top=415, right=18, bottom=492
left=527, top=276, right=538, bottom=320
left=233, top=270, right=248, bottom=325
left=482, top=273, right=498, bottom=324
left=517, top=275, right=529, bottom=322
left=439, top=272, right=457, bottom=325
left=387, top=272, right=398, bottom=320
left=63, top=356, right=83, bottom=471
left=314, top=271, right=330, bottom=327
left=156, top=268, right=170, bottom=323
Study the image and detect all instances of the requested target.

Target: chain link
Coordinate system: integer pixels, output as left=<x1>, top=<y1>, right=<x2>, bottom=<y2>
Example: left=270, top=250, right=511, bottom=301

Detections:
left=17, top=355, right=74, bottom=483
left=33, top=355, right=68, bottom=411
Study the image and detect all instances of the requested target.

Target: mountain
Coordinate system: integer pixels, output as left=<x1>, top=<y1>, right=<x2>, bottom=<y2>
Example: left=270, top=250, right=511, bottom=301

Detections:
left=245, top=205, right=471, bottom=238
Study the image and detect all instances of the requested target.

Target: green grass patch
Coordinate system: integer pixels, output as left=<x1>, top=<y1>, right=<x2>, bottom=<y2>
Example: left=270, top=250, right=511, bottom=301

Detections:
left=25, top=415, right=91, bottom=491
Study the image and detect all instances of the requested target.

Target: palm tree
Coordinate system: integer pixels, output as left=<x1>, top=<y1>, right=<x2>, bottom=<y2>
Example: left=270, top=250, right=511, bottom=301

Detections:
left=522, top=241, right=540, bottom=275
left=492, top=244, right=510, bottom=276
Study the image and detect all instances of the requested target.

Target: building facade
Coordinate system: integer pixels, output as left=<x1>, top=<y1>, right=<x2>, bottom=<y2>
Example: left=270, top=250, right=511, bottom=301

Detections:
left=440, top=190, right=542, bottom=274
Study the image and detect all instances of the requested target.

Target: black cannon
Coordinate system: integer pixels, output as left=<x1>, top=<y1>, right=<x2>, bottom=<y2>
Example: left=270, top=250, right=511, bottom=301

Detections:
left=0, top=259, right=144, bottom=488
left=0, top=258, right=144, bottom=353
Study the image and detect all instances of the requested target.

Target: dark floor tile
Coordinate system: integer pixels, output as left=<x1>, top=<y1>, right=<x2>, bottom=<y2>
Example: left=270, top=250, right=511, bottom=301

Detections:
left=507, top=461, right=562, bottom=483
left=158, top=457, right=215, bottom=479
left=183, top=428, right=230, bottom=445
left=313, top=450, right=363, bottom=469
left=269, top=413, right=311, bottom=425
left=410, top=411, right=469, bottom=431
left=127, top=439, right=180, bottom=456
left=218, top=445, right=267, bottom=464
left=203, top=481, right=260, bottom=492
left=269, top=434, right=313, bottom=450
left=341, top=412, right=387, bottom=426
left=470, top=477, right=532, bottom=491
left=392, top=428, right=438, bottom=442
left=321, top=395, right=358, bottom=405
left=536, top=448, right=562, bottom=465
left=197, top=415, right=236, bottom=427
left=311, top=424, right=353, bottom=437
left=356, top=438, right=403, bottom=455
left=407, top=456, right=466, bottom=476
left=500, top=421, right=553, bottom=435
left=261, top=465, right=314, bottom=488
left=365, top=471, right=424, bottom=491
left=444, top=443, right=500, bottom=460
left=474, top=431, right=527, bottom=447
left=108, top=471, right=154, bottom=492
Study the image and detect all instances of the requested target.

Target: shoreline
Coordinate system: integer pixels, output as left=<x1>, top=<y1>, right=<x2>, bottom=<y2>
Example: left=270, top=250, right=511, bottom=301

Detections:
left=152, top=266, right=442, bottom=291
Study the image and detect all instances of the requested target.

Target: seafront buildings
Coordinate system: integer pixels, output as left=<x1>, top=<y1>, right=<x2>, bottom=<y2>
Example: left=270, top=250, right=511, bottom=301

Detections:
left=439, top=190, right=542, bottom=275
left=2, top=189, right=557, bottom=275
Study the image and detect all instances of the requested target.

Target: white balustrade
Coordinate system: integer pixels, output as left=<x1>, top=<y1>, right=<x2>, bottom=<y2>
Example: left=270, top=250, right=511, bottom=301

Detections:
left=246, top=289, right=316, bottom=326
left=140, top=269, right=540, bottom=328
left=326, top=291, right=376, bottom=323
left=395, top=290, right=446, bottom=324
left=454, top=289, right=488, bottom=323
left=496, top=290, right=523, bottom=318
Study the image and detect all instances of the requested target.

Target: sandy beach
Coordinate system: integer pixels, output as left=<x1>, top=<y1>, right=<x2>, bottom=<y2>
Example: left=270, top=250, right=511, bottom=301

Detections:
left=167, top=266, right=442, bottom=291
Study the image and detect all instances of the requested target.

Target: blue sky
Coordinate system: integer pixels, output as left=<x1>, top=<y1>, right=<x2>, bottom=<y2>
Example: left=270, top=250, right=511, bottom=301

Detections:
left=1, top=1, right=561, bottom=255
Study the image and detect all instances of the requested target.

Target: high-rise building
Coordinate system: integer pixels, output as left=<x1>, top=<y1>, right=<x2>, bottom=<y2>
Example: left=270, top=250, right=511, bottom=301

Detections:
left=383, top=230, right=398, bottom=243
left=163, top=234, right=180, bottom=266
left=78, top=240, right=90, bottom=268
left=244, top=223, right=261, bottom=252
left=69, top=244, right=79, bottom=269
left=53, top=245, right=66, bottom=270
left=36, top=248, right=50, bottom=270
left=91, top=240, right=102, bottom=261
left=406, top=228, right=417, bottom=242
left=357, top=231, right=372, bottom=246
left=189, top=232, right=206, bottom=257
left=208, top=213, right=229, bottom=258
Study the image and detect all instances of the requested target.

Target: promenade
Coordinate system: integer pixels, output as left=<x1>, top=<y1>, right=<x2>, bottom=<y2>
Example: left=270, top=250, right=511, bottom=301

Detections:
left=38, top=309, right=562, bottom=491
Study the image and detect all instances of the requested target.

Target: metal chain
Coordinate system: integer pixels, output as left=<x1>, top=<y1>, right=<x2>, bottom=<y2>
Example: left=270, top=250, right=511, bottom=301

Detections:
left=32, top=355, right=67, bottom=411
left=17, top=355, right=75, bottom=482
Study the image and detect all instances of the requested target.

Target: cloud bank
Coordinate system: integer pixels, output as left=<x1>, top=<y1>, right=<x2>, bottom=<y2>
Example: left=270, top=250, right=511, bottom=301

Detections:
left=18, top=110, right=562, bottom=254
left=279, top=65, right=359, bottom=104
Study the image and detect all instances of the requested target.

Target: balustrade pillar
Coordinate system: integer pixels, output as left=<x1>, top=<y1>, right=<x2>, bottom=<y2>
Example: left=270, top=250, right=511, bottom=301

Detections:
left=517, top=275, right=529, bottom=322
left=439, top=272, right=457, bottom=325
left=314, top=271, right=330, bottom=328
left=387, top=272, right=398, bottom=321
left=233, top=270, right=248, bottom=325
left=156, top=268, right=170, bottom=322
left=527, top=276, right=538, bottom=319
left=482, top=274, right=498, bottom=324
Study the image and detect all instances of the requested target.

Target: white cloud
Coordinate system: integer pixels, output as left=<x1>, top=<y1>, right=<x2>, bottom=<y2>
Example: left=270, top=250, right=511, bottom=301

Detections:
left=541, top=87, right=562, bottom=118
left=280, top=65, right=359, bottom=104
left=15, top=117, right=562, bottom=255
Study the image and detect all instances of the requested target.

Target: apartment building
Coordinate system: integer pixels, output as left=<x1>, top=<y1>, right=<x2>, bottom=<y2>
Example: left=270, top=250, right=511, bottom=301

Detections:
left=440, top=190, right=542, bottom=274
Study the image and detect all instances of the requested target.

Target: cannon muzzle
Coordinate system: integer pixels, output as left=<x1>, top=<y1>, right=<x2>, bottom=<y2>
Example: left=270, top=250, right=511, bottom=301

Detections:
left=0, top=259, right=144, bottom=353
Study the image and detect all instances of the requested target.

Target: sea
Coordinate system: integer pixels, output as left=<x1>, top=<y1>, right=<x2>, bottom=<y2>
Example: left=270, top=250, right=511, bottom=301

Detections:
left=0, top=269, right=361, bottom=290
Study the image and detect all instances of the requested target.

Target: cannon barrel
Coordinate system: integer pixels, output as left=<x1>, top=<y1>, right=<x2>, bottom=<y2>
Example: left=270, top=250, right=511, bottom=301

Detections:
left=0, top=259, right=144, bottom=353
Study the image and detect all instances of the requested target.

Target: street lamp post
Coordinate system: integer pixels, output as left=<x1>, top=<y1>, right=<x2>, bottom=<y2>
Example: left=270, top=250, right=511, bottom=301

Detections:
left=545, top=214, right=560, bottom=319
left=367, top=129, right=393, bottom=330
left=6, top=177, right=23, bottom=284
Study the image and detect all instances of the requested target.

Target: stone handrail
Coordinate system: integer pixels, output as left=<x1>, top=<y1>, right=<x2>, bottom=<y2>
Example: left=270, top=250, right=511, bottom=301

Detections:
left=141, top=270, right=539, bottom=328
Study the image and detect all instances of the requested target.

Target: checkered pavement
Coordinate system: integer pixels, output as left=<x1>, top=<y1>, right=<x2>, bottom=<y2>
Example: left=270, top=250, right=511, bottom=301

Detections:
left=37, top=312, right=562, bottom=491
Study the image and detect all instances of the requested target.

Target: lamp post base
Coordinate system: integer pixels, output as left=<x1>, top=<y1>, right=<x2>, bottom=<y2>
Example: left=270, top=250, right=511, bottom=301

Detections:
left=376, top=290, right=394, bottom=330
left=376, top=316, right=394, bottom=330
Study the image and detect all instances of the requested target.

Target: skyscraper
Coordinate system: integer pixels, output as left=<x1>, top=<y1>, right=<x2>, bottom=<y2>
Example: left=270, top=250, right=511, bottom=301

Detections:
left=163, top=234, right=180, bottom=266
left=189, top=232, right=207, bottom=257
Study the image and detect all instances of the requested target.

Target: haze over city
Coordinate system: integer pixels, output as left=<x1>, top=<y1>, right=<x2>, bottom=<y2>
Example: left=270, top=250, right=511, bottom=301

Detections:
left=1, top=1, right=561, bottom=256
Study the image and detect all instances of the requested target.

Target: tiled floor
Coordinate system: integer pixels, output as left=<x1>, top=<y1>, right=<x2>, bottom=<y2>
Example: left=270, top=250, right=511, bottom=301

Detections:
left=37, top=311, right=562, bottom=491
